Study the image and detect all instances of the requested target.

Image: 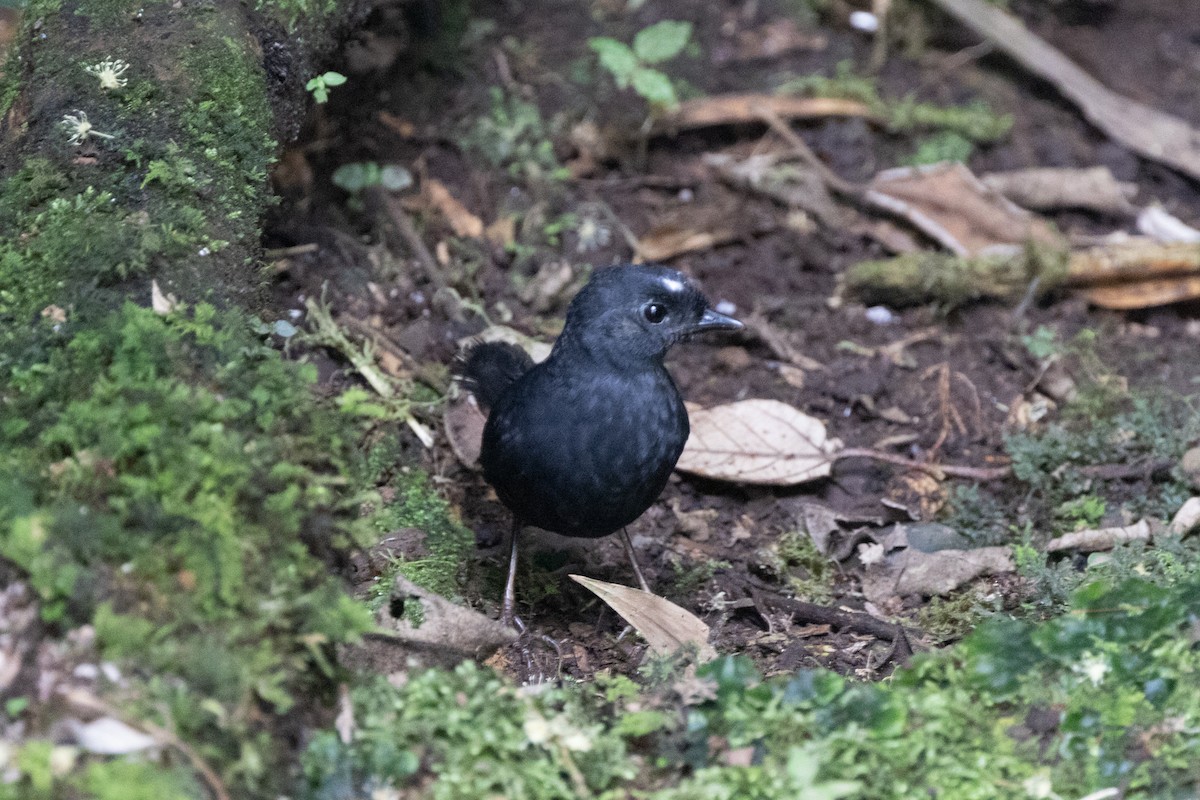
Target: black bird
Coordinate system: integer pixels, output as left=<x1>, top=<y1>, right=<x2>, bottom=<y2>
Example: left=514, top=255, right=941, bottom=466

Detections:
left=459, top=263, right=742, bottom=626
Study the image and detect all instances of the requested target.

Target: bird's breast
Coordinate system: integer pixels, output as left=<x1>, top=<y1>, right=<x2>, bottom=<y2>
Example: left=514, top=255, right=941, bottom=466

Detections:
left=480, top=362, right=690, bottom=537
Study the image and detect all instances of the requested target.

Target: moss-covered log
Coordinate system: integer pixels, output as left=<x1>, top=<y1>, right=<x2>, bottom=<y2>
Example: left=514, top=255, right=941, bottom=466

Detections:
left=0, top=0, right=360, bottom=320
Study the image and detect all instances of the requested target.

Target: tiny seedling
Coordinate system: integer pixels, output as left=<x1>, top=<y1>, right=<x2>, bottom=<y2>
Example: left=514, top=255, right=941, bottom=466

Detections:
left=306, top=71, right=347, bottom=104
left=588, top=20, right=692, bottom=109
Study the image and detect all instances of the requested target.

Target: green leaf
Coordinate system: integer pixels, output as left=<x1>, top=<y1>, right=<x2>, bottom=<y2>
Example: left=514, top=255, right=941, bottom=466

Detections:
left=321, top=71, right=347, bottom=87
left=630, top=67, right=678, bottom=107
left=633, top=20, right=692, bottom=64
left=588, top=37, right=638, bottom=87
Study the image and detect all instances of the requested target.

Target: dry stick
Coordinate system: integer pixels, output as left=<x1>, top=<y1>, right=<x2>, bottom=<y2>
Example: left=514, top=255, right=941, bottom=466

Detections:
left=928, top=0, right=1200, bottom=182
left=835, top=447, right=1012, bottom=481
left=745, top=584, right=916, bottom=666
left=755, top=105, right=964, bottom=248
left=380, top=193, right=448, bottom=292
left=832, top=449, right=1173, bottom=483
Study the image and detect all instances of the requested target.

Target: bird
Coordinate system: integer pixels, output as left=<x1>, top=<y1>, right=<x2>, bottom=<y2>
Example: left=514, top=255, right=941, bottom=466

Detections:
left=457, top=263, right=743, bottom=627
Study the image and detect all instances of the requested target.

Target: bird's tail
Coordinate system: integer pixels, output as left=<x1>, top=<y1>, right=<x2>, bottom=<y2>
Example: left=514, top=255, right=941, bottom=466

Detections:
left=452, top=340, right=535, bottom=412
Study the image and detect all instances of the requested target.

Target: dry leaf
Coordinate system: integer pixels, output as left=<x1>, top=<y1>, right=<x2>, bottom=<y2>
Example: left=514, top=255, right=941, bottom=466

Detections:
left=151, top=280, right=179, bottom=315
left=424, top=178, right=484, bottom=238
left=881, top=471, right=946, bottom=520
left=636, top=225, right=738, bottom=262
left=571, top=575, right=716, bottom=661
left=981, top=166, right=1136, bottom=214
left=867, top=162, right=1065, bottom=255
left=862, top=546, right=1014, bottom=603
left=657, top=94, right=876, bottom=134
left=723, top=18, right=827, bottom=62
left=69, top=717, right=158, bottom=755
left=677, top=399, right=835, bottom=485
left=445, top=393, right=487, bottom=467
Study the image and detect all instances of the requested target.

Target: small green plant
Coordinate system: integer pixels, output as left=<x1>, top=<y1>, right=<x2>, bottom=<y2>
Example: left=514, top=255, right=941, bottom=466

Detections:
left=906, top=131, right=974, bottom=165
left=305, top=71, right=346, bottom=104
left=588, top=20, right=693, bottom=109
left=1055, top=494, right=1107, bottom=531
left=331, top=161, right=413, bottom=194
left=459, top=87, right=567, bottom=182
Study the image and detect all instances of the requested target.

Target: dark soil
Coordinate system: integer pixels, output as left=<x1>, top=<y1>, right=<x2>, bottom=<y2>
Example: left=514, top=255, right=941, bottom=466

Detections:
left=268, top=0, right=1200, bottom=683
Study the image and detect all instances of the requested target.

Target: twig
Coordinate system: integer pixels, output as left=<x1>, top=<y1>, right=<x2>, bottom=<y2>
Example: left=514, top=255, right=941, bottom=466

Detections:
left=754, top=104, right=861, bottom=197
left=743, top=582, right=918, bottom=667
left=832, top=449, right=1175, bottom=484
left=1078, top=457, right=1174, bottom=481
left=379, top=192, right=447, bottom=292
left=835, top=447, right=1012, bottom=481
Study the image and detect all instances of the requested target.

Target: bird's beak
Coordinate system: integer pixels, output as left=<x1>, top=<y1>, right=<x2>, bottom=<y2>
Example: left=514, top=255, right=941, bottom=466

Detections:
left=689, top=307, right=744, bottom=334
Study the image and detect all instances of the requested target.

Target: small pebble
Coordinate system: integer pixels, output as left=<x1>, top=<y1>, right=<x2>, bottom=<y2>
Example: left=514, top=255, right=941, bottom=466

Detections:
left=865, top=305, right=896, bottom=325
left=715, top=299, right=737, bottom=316
left=849, top=11, right=879, bottom=32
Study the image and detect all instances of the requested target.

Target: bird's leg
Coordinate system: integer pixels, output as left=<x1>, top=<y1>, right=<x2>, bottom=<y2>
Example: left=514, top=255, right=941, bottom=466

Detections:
left=618, top=527, right=652, bottom=593
left=500, top=519, right=522, bottom=629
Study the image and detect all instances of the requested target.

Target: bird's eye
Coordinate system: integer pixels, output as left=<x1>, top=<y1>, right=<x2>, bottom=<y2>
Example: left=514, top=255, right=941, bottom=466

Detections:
left=643, top=303, right=668, bottom=323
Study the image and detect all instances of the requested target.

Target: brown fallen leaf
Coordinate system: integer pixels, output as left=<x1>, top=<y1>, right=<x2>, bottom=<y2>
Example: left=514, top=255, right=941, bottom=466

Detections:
left=423, top=178, right=484, bottom=239
left=861, top=546, right=1014, bottom=603
left=656, top=94, right=878, bottom=134
left=867, top=162, right=1065, bottom=256
left=718, top=18, right=827, bottom=63
left=444, top=393, right=487, bottom=467
left=571, top=575, right=716, bottom=661
left=676, top=399, right=836, bottom=485
left=636, top=225, right=738, bottom=262
left=881, top=471, right=946, bottom=521
left=981, top=166, right=1136, bottom=215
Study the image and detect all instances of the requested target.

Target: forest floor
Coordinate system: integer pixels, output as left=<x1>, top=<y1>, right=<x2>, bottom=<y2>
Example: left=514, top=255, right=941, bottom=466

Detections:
left=268, top=0, right=1200, bottom=684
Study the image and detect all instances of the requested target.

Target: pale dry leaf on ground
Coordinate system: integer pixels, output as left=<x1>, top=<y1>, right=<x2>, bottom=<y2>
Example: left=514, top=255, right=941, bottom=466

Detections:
left=69, top=716, right=159, bottom=755
left=570, top=575, right=717, bottom=661
left=444, top=393, right=487, bottom=467
left=861, top=546, right=1014, bottom=604
left=981, top=166, right=1136, bottom=215
left=423, top=178, right=484, bottom=238
left=1137, top=205, right=1200, bottom=243
left=867, top=162, right=1064, bottom=256
left=676, top=399, right=836, bottom=485
left=655, top=93, right=876, bottom=134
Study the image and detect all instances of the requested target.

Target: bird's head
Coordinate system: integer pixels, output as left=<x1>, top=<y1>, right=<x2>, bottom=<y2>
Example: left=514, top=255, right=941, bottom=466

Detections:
left=554, top=264, right=743, bottom=365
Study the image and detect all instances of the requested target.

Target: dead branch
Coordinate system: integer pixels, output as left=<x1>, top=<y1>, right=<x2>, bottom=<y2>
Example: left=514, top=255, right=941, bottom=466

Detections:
left=927, top=0, right=1200, bottom=182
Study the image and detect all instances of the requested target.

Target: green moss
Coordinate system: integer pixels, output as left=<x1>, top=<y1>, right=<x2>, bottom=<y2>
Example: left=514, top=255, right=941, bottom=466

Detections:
left=0, top=303, right=375, bottom=797
left=372, top=470, right=474, bottom=599
left=72, top=0, right=141, bottom=29
left=300, top=576, right=1200, bottom=799
left=301, top=662, right=635, bottom=800
left=780, top=60, right=1012, bottom=144
left=776, top=529, right=835, bottom=603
